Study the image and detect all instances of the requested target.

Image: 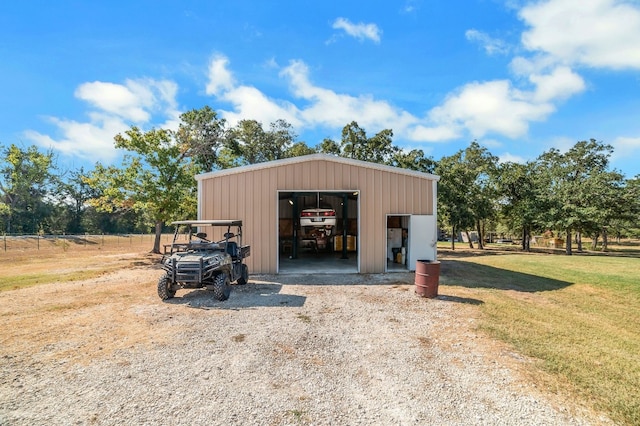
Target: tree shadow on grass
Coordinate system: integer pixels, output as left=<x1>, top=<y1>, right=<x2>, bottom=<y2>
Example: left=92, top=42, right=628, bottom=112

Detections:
left=436, top=294, right=484, bottom=305
left=439, top=258, right=571, bottom=292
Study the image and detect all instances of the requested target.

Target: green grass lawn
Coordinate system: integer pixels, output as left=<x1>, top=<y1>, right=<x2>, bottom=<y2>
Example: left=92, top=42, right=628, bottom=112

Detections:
left=439, top=250, right=640, bottom=425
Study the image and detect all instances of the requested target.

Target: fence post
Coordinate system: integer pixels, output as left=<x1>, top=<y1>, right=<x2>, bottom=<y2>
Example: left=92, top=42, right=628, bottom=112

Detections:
left=3, top=233, right=5, bottom=252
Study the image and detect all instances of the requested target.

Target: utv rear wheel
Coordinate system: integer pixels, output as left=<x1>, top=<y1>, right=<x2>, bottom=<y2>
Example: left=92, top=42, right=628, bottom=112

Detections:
left=213, top=273, right=231, bottom=301
left=236, top=264, right=249, bottom=285
left=157, top=274, right=176, bottom=300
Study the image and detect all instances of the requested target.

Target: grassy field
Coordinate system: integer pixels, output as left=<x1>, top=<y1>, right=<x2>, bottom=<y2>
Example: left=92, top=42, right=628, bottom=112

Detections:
left=439, top=244, right=640, bottom=425
left=0, top=235, right=167, bottom=292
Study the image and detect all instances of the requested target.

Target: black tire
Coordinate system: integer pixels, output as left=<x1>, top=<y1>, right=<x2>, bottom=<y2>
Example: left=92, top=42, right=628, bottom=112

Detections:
left=157, top=274, right=176, bottom=300
left=236, top=264, right=249, bottom=285
left=213, top=273, right=231, bottom=301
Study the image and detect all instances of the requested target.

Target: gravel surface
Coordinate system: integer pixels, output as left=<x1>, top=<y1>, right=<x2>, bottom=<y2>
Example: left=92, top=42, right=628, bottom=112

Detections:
left=0, top=269, right=611, bottom=425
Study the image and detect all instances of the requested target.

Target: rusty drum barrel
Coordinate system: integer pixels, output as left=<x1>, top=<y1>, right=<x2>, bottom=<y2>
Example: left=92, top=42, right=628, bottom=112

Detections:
left=415, top=260, right=440, bottom=298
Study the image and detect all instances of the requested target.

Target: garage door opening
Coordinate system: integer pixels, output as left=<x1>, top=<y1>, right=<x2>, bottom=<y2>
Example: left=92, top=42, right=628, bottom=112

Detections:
left=277, top=191, right=359, bottom=274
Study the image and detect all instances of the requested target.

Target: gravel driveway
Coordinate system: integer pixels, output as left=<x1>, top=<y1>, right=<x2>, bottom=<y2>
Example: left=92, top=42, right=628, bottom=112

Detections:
left=0, top=268, right=609, bottom=425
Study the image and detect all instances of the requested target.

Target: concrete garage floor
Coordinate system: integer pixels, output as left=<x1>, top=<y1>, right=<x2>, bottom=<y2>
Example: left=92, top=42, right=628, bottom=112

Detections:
left=278, top=251, right=411, bottom=274
left=278, top=251, right=358, bottom=274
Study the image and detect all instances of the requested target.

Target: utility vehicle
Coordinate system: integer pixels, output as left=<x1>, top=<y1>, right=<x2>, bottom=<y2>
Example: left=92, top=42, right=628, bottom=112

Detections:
left=158, top=220, right=250, bottom=301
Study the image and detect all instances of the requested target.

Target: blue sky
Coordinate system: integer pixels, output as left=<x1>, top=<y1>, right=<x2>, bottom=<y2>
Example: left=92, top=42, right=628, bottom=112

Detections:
left=1, top=0, right=639, bottom=178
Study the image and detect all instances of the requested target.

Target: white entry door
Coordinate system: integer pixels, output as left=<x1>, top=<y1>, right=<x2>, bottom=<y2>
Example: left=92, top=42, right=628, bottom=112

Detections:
left=407, top=215, right=437, bottom=271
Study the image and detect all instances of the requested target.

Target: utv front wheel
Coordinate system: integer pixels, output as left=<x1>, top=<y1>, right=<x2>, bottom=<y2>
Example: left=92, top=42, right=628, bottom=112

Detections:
left=157, top=274, right=176, bottom=300
left=213, top=273, right=231, bottom=301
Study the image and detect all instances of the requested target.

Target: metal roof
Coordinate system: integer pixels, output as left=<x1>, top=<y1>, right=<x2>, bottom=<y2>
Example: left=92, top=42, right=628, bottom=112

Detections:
left=195, top=153, right=440, bottom=182
left=171, top=220, right=242, bottom=226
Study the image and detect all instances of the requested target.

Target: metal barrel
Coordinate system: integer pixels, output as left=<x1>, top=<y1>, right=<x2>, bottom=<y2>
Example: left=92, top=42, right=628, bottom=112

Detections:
left=415, top=260, right=440, bottom=298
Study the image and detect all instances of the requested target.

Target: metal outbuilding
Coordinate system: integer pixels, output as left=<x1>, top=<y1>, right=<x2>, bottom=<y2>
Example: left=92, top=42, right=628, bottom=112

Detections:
left=195, top=153, right=439, bottom=274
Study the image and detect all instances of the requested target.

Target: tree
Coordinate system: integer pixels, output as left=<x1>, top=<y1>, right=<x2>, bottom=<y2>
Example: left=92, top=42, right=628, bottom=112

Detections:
left=435, top=150, right=475, bottom=250
left=535, top=139, right=617, bottom=255
left=388, top=148, right=436, bottom=174
left=497, top=161, right=539, bottom=251
left=226, top=119, right=297, bottom=165
left=286, top=141, right=316, bottom=158
left=85, top=127, right=198, bottom=253
left=340, top=121, right=368, bottom=160
left=339, top=122, right=397, bottom=164
left=435, top=142, right=499, bottom=250
left=318, top=138, right=341, bottom=156
left=174, top=106, right=228, bottom=172
left=0, top=144, right=57, bottom=233
left=461, top=141, right=499, bottom=249
left=52, top=167, right=97, bottom=234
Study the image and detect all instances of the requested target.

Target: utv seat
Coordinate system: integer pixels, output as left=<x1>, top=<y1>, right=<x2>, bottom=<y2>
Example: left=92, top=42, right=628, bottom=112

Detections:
left=226, top=241, right=239, bottom=258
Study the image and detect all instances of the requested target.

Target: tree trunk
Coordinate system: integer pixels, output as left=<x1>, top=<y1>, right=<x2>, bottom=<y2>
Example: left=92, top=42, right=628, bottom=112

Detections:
left=152, top=220, right=163, bottom=254
left=591, top=233, right=599, bottom=251
left=450, top=225, right=455, bottom=250
left=475, top=220, right=484, bottom=250
left=576, top=232, right=583, bottom=252
left=565, top=229, right=572, bottom=255
left=466, top=230, right=474, bottom=249
left=522, top=226, right=530, bottom=252
left=601, top=227, right=608, bottom=252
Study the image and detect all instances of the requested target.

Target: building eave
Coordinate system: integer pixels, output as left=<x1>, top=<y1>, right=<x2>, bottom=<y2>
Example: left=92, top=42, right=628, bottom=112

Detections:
left=195, top=153, right=440, bottom=182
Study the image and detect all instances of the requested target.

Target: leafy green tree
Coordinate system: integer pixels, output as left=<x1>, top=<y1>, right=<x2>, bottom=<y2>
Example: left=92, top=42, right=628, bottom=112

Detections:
left=462, top=141, right=499, bottom=249
left=0, top=144, right=57, bottom=233
left=85, top=127, right=198, bottom=253
left=339, top=122, right=397, bottom=163
left=583, top=170, right=632, bottom=250
left=340, top=121, right=367, bottom=160
left=286, top=141, right=316, bottom=158
left=435, top=150, right=475, bottom=250
left=50, top=168, right=98, bottom=233
left=535, top=139, right=617, bottom=255
left=497, top=161, right=539, bottom=251
left=175, top=106, right=228, bottom=172
left=318, top=138, right=341, bottom=155
left=226, top=119, right=297, bottom=165
left=388, top=148, right=436, bottom=173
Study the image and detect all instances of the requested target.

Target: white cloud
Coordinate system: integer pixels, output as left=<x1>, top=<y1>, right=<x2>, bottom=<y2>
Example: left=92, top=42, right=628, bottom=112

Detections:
left=465, top=29, right=510, bottom=55
left=281, top=60, right=416, bottom=132
left=529, top=66, right=585, bottom=103
left=25, top=78, right=180, bottom=162
left=24, top=114, right=130, bottom=162
left=405, top=125, right=461, bottom=142
left=204, top=55, right=588, bottom=145
left=332, top=17, right=382, bottom=43
left=427, top=80, right=554, bottom=139
left=206, top=56, right=422, bottom=139
left=205, top=55, right=235, bottom=96
left=218, top=85, right=303, bottom=128
left=520, top=0, right=640, bottom=69
left=498, top=152, right=528, bottom=164
left=611, top=136, right=640, bottom=168
left=75, top=81, right=151, bottom=122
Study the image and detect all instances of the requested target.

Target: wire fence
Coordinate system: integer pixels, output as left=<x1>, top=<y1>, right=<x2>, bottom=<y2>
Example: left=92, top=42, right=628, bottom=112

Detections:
left=0, top=233, right=173, bottom=253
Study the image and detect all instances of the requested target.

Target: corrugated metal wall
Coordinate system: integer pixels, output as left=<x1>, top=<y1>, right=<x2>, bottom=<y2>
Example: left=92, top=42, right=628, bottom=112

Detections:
left=198, top=158, right=435, bottom=274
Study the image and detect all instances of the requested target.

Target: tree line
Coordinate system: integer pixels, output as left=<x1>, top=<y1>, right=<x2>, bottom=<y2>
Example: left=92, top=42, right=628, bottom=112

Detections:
left=1, top=106, right=638, bottom=253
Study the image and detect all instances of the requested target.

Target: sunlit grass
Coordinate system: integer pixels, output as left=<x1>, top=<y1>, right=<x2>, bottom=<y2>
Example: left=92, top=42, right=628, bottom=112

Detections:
left=440, top=251, right=640, bottom=425
left=0, top=269, right=115, bottom=292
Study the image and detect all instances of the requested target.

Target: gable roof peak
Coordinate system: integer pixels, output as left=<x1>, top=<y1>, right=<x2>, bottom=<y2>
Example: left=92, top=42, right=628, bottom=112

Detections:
left=195, top=153, right=439, bottom=181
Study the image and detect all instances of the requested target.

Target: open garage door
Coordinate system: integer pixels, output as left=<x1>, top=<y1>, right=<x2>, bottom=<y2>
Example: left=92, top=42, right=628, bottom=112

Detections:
left=277, top=191, right=359, bottom=274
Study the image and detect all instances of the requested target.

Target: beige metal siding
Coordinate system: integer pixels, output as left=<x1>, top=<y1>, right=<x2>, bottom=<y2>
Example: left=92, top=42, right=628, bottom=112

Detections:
left=198, top=158, right=435, bottom=274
